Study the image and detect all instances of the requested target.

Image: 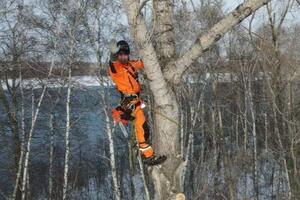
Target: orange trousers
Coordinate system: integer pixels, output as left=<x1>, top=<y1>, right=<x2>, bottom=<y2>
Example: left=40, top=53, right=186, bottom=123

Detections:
left=132, top=105, right=154, bottom=158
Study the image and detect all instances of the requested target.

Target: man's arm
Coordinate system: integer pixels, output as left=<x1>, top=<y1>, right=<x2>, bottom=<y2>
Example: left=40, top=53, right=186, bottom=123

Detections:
left=109, top=53, right=117, bottom=63
left=108, top=39, right=119, bottom=74
left=130, top=59, right=144, bottom=70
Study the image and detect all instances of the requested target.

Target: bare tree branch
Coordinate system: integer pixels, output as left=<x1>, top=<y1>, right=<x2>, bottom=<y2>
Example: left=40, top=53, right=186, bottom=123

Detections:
left=136, top=0, right=150, bottom=17
left=122, top=0, right=173, bottom=109
left=163, top=0, right=272, bottom=84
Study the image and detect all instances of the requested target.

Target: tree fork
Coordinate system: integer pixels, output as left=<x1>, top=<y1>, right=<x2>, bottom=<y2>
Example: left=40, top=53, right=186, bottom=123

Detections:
left=122, top=0, right=272, bottom=199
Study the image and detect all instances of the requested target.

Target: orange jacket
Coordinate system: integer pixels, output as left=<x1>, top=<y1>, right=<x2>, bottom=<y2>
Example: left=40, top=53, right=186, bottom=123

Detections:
left=108, top=60, right=144, bottom=94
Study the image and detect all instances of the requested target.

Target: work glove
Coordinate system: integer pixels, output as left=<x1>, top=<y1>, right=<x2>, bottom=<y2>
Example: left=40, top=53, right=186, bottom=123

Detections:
left=112, top=108, right=128, bottom=125
left=109, top=39, right=119, bottom=54
left=112, top=106, right=135, bottom=125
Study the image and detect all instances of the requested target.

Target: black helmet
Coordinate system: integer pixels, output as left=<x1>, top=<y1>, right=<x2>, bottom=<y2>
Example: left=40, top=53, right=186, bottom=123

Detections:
left=116, top=40, right=130, bottom=55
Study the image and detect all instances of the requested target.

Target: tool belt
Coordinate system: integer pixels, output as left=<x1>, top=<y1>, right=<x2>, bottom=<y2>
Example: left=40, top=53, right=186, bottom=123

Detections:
left=112, top=93, right=142, bottom=125
left=120, top=93, right=141, bottom=110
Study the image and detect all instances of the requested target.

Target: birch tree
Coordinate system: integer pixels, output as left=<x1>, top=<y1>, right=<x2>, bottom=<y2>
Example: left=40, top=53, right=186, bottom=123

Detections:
left=20, top=63, right=54, bottom=200
left=48, top=113, right=54, bottom=200
left=12, top=71, right=26, bottom=200
left=82, top=1, right=123, bottom=198
left=252, top=1, right=297, bottom=198
left=122, top=0, right=272, bottom=198
left=0, top=1, right=26, bottom=189
left=63, top=67, right=72, bottom=200
left=1, top=0, right=299, bottom=199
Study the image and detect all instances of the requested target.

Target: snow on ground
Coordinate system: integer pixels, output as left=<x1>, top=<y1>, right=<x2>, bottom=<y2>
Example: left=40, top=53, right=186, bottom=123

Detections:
left=0, top=75, right=115, bottom=90
left=2, top=72, right=268, bottom=91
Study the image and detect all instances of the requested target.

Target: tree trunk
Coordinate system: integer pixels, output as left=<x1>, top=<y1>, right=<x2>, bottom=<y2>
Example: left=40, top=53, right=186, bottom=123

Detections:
left=63, top=67, right=72, bottom=200
left=248, top=78, right=258, bottom=200
left=21, top=61, right=53, bottom=199
left=122, top=0, right=272, bottom=198
left=153, top=0, right=176, bottom=66
left=12, top=73, right=25, bottom=200
left=49, top=114, right=54, bottom=200
left=122, top=1, right=182, bottom=199
left=104, top=112, right=121, bottom=200
left=272, top=101, right=292, bottom=199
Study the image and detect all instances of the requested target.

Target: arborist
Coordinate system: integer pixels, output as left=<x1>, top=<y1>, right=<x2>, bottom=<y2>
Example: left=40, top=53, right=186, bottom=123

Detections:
left=108, top=40, right=167, bottom=166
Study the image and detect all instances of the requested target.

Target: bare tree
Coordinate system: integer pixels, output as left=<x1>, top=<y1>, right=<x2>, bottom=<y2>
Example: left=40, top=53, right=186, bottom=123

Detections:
left=122, top=0, right=271, bottom=198
left=1, top=0, right=299, bottom=199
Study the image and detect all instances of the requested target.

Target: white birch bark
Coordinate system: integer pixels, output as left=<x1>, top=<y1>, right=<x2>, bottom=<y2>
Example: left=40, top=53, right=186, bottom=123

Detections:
left=122, top=0, right=272, bottom=198
left=12, top=72, right=25, bottom=200
left=21, top=63, right=54, bottom=200
left=212, top=117, right=217, bottom=168
left=49, top=114, right=54, bottom=200
left=123, top=1, right=181, bottom=199
left=247, top=77, right=258, bottom=200
left=62, top=67, right=72, bottom=200
left=235, top=115, right=239, bottom=150
left=180, top=108, right=185, bottom=158
left=97, top=74, right=121, bottom=200
left=136, top=148, right=151, bottom=200
left=10, top=1, right=25, bottom=198
left=26, top=172, right=30, bottom=199
left=243, top=83, right=248, bottom=151
left=218, top=107, right=234, bottom=200
left=153, top=0, right=176, bottom=65
left=163, top=0, right=272, bottom=84
left=200, top=99, right=205, bottom=164
left=104, top=111, right=121, bottom=200
left=84, top=8, right=122, bottom=198
left=264, top=113, right=268, bottom=152
left=18, top=10, right=61, bottom=199
left=272, top=102, right=292, bottom=199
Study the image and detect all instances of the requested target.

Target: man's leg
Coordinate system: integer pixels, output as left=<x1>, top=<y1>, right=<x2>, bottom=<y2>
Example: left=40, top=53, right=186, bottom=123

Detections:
left=133, top=105, right=154, bottom=158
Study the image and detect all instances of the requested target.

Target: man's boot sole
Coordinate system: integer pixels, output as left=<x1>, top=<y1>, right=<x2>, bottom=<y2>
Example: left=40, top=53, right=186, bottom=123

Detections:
left=143, top=155, right=167, bottom=166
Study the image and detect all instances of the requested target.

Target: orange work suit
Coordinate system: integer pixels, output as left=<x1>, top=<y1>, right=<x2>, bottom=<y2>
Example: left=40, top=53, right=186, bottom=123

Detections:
left=108, top=59, right=154, bottom=158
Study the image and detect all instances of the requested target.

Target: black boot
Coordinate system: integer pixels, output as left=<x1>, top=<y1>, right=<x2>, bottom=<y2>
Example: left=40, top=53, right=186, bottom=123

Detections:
left=142, top=155, right=167, bottom=166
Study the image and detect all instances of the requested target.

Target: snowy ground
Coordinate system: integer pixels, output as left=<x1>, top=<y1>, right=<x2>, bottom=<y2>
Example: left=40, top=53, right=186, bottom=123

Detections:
left=1, top=75, right=114, bottom=90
